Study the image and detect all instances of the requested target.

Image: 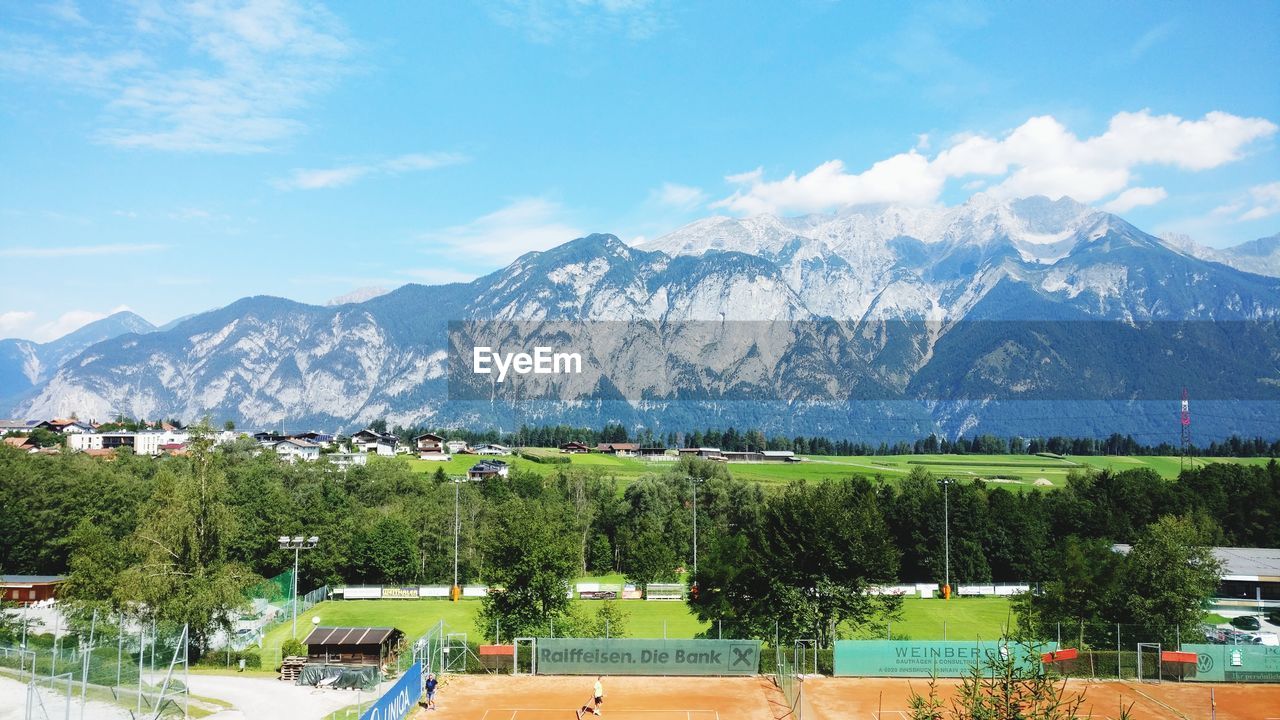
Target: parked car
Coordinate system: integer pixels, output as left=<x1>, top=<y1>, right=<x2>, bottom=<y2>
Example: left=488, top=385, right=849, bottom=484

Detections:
left=1230, top=615, right=1261, bottom=631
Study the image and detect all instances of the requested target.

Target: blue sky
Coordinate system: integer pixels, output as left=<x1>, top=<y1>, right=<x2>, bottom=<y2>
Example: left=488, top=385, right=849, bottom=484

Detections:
left=1, top=0, right=1278, bottom=340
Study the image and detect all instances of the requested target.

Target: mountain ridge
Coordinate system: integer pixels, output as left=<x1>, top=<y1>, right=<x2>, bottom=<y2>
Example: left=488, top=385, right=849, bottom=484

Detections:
left=8, top=197, right=1280, bottom=440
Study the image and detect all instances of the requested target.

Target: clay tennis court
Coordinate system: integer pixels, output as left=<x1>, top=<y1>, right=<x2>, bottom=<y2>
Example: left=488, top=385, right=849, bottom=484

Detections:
left=406, top=674, right=787, bottom=719
left=801, top=676, right=1280, bottom=719
left=410, top=674, right=1280, bottom=720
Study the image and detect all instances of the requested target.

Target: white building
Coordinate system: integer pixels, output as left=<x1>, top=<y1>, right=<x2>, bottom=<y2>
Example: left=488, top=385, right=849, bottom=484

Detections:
left=273, top=438, right=321, bottom=463
left=445, top=440, right=469, bottom=454
left=473, top=443, right=512, bottom=456
left=327, top=452, right=368, bottom=469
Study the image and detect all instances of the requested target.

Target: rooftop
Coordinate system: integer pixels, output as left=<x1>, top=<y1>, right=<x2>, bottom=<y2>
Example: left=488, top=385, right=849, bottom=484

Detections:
left=1112, top=545, right=1280, bottom=580
left=303, top=626, right=402, bottom=646
left=1, top=575, right=66, bottom=585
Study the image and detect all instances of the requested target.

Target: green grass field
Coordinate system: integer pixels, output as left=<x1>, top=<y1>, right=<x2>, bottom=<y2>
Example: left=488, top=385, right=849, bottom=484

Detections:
left=404, top=449, right=1271, bottom=489
left=260, top=594, right=1014, bottom=663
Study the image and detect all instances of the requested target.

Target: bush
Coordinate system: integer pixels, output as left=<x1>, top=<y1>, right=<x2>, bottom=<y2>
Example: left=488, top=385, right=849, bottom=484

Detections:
left=518, top=450, right=570, bottom=465
left=196, top=648, right=261, bottom=669
left=282, top=639, right=307, bottom=658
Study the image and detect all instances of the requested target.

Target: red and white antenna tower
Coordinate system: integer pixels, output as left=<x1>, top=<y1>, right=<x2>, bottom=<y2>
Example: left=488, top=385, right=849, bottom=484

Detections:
left=1179, top=387, right=1192, bottom=472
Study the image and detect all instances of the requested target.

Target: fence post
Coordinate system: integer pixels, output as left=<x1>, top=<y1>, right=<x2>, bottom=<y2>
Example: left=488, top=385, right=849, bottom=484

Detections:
left=1116, top=624, right=1121, bottom=679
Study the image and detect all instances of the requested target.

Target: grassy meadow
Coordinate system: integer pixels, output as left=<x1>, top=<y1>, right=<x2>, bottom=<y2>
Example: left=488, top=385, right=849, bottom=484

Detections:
left=402, top=448, right=1272, bottom=489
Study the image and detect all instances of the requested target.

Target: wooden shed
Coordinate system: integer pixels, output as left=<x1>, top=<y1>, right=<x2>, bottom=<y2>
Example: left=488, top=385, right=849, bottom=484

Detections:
left=302, top=626, right=405, bottom=668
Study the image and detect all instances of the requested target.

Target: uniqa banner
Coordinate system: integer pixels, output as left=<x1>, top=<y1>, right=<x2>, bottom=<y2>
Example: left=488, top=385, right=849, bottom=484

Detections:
left=536, top=638, right=760, bottom=676
left=359, top=661, right=421, bottom=720
left=833, top=640, right=1054, bottom=677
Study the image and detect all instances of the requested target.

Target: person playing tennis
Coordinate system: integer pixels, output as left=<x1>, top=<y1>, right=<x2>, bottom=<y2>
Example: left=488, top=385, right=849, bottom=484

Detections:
left=576, top=675, right=604, bottom=717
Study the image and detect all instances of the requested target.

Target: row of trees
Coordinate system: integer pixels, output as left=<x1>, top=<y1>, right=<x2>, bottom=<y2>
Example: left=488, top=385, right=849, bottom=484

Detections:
left=4, top=430, right=1275, bottom=655
left=370, top=420, right=1280, bottom=458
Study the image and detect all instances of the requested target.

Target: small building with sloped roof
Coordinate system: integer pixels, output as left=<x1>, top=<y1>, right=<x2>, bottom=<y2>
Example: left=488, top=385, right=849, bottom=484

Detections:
left=302, top=626, right=405, bottom=668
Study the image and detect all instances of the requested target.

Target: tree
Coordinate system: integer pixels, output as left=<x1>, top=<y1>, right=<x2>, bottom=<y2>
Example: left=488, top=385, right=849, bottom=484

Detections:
left=223, top=419, right=235, bottom=431
left=115, top=424, right=257, bottom=657
left=690, top=478, right=901, bottom=645
left=909, top=638, right=1090, bottom=720
left=355, top=515, right=418, bottom=584
left=477, top=496, right=579, bottom=639
left=621, top=527, right=678, bottom=586
left=1121, top=515, right=1222, bottom=646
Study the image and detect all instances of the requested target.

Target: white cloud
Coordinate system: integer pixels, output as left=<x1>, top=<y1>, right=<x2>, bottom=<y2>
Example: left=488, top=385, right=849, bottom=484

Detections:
left=0, top=0, right=353, bottom=153
left=714, top=110, right=1277, bottom=215
left=651, top=183, right=707, bottom=210
left=1102, top=186, right=1168, bottom=213
left=28, top=305, right=132, bottom=342
left=0, top=243, right=168, bottom=258
left=420, top=199, right=584, bottom=265
left=715, top=154, right=943, bottom=215
left=1239, top=182, right=1280, bottom=221
left=0, top=311, right=37, bottom=336
left=276, top=152, right=468, bottom=190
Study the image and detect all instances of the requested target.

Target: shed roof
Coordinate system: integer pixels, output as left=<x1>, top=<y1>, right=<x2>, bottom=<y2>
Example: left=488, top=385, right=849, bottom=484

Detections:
left=303, top=626, right=402, bottom=646
left=0, top=575, right=66, bottom=586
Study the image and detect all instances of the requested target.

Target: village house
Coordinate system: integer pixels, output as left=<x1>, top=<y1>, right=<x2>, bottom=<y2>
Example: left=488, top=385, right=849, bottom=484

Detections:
left=559, top=441, right=590, bottom=454
left=3, top=436, right=37, bottom=453
left=413, top=432, right=449, bottom=460
left=273, top=438, right=322, bottom=462
left=351, top=429, right=398, bottom=456
left=468, top=459, right=509, bottom=479
left=445, top=439, right=469, bottom=454
left=596, top=442, right=639, bottom=456
left=472, top=443, right=512, bottom=456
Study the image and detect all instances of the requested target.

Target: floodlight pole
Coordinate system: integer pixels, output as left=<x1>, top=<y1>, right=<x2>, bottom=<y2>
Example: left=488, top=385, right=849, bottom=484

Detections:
left=940, top=479, right=952, bottom=599
left=278, top=535, right=319, bottom=639
left=453, top=477, right=461, bottom=595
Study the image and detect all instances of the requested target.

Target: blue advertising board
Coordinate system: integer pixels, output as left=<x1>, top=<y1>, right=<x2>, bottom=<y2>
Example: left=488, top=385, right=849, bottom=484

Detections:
left=360, top=661, right=422, bottom=720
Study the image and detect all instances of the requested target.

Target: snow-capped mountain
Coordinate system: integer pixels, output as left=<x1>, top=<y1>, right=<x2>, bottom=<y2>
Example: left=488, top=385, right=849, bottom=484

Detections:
left=9, top=197, right=1280, bottom=440
left=1160, top=232, right=1280, bottom=278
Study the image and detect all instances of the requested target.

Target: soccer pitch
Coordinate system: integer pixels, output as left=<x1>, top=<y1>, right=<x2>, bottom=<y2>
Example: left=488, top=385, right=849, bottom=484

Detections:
left=259, top=596, right=1015, bottom=663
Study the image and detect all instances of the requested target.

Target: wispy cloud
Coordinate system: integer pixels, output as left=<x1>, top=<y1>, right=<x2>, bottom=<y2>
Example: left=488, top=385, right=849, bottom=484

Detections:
left=485, top=0, right=669, bottom=43
left=1130, top=20, right=1176, bottom=59
left=1102, top=186, right=1168, bottom=213
left=420, top=198, right=583, bottom=265
left=651, top=182, right=707, bottom=210
left=0, top=0, right=353, bottom=153
left=715, top=110, right=1278, bottom=215
left=275, top=152, right=468, bottom=190
left=45, top=0, right=87, bottom=26
left=30, top=306, right=132, bottom=342
left=1215, top=182, right=1280, bottom=222
left=0, top=311, right=37, bottom=337
left=0, top=243, right=168, bottom=258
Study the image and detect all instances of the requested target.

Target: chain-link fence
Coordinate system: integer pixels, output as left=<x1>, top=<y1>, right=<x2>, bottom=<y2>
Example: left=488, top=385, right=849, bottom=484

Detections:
left=1, top=615, right=190, bottom=719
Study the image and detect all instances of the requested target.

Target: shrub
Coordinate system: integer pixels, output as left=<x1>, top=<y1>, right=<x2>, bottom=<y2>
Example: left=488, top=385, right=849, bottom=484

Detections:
left=282, top=639, right=307, bottom=658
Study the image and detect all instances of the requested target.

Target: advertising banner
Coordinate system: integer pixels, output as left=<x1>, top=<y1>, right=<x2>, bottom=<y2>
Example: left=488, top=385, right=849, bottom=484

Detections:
left=1182, top=644, right=1280, bottom=682
left=536, top=638, right=760, bottom=676
left=359, top=661, right=421, bottom=720
left=834, top=640, right=1053, bottom=677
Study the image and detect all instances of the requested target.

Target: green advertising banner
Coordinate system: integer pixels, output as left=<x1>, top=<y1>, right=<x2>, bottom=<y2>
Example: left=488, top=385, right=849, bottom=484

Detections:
left=536, top=638, right=760, bottom=676
left=834, top=641, right=1053, bottom=677
left=1181, top=644, right=1280, bottom=683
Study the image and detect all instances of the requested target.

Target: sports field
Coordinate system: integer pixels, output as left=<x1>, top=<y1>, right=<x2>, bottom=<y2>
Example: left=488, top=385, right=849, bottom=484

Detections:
left=260, top=595, right=1015, bottom=665
left=405, top=451, right=1270, bottom=488
left=409, top=674, right=1280, bottom=720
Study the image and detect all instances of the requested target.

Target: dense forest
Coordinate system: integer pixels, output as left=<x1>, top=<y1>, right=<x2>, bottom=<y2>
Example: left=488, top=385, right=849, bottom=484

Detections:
left=2, top=427, right=1277, bottom=652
